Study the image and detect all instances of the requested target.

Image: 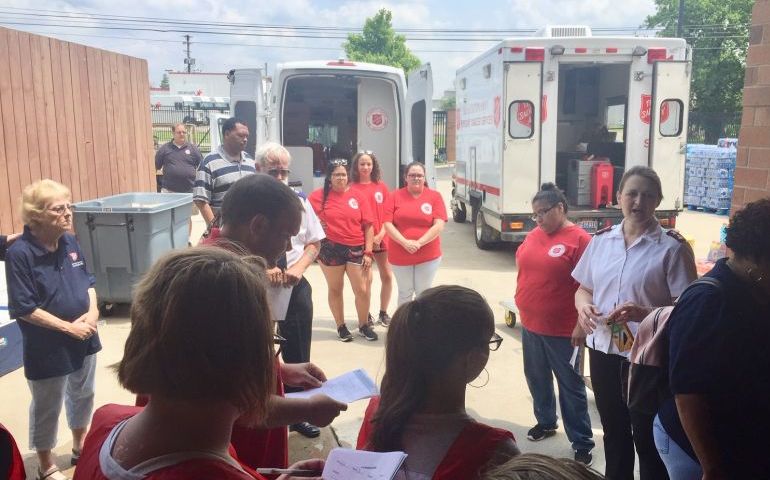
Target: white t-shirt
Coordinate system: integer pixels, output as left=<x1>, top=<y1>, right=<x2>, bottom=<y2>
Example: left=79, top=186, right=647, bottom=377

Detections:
left=571, top=219, right=696, bottom=357
left=287, top=193, right=325, bottom=268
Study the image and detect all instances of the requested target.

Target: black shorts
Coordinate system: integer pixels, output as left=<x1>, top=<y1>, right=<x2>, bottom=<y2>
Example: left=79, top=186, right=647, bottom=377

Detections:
left=318, top=239, right=364, bottom=266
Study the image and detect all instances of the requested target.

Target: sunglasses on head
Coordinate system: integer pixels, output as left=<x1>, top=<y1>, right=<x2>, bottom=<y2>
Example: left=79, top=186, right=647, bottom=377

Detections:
left=330, top=159, right=348, bottom=167
left=358, top=150, right=374, bottom=155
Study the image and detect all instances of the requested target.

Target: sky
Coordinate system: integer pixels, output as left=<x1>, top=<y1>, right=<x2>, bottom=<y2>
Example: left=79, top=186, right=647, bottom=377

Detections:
left=0, top=0, right=661, bottom=96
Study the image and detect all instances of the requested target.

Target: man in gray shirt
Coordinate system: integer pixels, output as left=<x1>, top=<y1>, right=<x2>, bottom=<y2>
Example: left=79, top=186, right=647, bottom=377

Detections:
left=155, top=123, right=203, bottom=194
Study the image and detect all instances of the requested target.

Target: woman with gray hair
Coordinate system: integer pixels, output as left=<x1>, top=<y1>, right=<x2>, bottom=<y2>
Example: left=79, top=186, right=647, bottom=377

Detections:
left=5, top=179, right=101, bottom=480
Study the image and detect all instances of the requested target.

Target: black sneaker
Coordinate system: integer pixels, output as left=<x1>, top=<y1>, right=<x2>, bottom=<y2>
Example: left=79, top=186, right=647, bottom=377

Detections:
left=574, top=449, right=593, bottom=467
left=377, top=312, right=391, bottom=327
left=337, top=325, right=353, bottom=342
left=290, top=422, right=321, bottom=438
left=358, top=324, right=379, bottom=341
left=367, top=313, right=375, bottom=327
left=527, top=424, right=557, bottom=441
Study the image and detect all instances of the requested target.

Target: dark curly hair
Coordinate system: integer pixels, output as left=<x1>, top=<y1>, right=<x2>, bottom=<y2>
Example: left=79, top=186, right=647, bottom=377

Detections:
left=532, top=182, right=569, bottom=214
left=351, top=151, right=382, bottom=183
left=725, top=198, right=770, bottom=264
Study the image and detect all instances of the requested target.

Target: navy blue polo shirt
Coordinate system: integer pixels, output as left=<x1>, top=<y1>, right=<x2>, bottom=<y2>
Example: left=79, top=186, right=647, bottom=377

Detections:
left=660, top=258, right=770, bottom=476
left=5, top=227, right=101, bottom=380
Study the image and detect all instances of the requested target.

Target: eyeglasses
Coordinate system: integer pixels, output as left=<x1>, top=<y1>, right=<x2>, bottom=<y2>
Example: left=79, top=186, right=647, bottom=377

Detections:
left=531, top=204, right=558, bottom=221
left=407, top=174, right=425, bottom=179
left=48, top=204, right=73, bottom=215
left=274, top=334, right=287, bottom=358
left=489, top=333, right=503, bottom=351
left=330, top=159, right=348, bottom=166
left=267, top=168, right=291, bottom=178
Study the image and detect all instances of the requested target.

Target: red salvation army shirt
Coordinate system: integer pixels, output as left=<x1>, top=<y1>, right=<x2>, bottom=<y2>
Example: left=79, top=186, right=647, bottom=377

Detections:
left=384, top=187, right=447, bottom=266
left=309, top=188, right=374, bottom=246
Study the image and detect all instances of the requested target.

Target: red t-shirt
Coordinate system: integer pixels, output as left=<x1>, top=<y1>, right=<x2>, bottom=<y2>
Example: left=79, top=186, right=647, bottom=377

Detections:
left=308, top=188, right=374, bottom=246
left=74, top=404, right=266, bottom=480
left=0, top=423, right=24, bottom=480
left=514, top=225, right=591, bottom=337
left=384, top=187, right=447, bottom=266
left=357, top=397, right=515, bottom=480
left=349, top=182, right=389, bottom=234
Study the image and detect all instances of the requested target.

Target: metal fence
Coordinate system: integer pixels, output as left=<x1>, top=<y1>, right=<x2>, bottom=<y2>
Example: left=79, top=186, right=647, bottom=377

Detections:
left=433, top=110, right=448, bottom=163
left=688, top=111, right=742, bottom=144
left=151, top=106, right=226, bottom=153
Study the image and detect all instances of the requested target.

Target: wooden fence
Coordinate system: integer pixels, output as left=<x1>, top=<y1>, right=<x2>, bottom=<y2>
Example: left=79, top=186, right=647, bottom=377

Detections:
left=0, top=27, right=155, bottom=232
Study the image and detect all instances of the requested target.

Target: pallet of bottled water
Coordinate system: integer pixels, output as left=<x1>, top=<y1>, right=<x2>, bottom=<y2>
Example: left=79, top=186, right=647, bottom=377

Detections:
left=684, top=142, right=736, bottom=214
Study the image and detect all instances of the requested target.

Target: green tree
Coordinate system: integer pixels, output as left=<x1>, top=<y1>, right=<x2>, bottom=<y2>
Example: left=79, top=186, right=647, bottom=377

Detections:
left=343, top=9, right=421, bottom=74
left=160, top=73, right=170, bottom=89
left=645, top=0, right=751, bottom=141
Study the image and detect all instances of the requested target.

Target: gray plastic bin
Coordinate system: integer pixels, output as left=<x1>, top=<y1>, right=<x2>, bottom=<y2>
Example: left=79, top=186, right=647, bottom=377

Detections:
left=73, top=193, right=192, bottom=307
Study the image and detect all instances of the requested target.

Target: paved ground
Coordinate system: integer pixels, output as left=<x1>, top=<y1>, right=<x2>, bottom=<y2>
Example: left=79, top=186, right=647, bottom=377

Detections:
left=0, top=165, right=726, bottom=478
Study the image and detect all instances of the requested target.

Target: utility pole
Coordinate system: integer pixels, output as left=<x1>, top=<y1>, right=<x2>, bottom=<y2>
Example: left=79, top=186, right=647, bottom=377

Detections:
left=677, top=0, right=685, bottom=38
left=183, top=35, right=195, bottom=73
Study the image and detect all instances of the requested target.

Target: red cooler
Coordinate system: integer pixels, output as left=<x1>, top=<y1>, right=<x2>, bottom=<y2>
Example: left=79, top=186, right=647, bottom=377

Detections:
left=591, top=162, right=614, bottom=208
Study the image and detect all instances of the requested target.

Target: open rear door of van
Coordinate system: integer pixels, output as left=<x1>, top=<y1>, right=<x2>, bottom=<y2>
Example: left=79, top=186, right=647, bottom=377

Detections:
left=228, top=69, right=265, bottom=158
left=503, top=62, right=542, bottom=213
left=649, top=61, right=691, bottom=211
left=406, top=64, right=435, bottom=186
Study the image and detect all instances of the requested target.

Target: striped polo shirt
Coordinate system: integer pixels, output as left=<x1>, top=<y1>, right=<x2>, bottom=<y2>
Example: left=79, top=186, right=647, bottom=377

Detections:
left=193, top=146, right=257, bottom=211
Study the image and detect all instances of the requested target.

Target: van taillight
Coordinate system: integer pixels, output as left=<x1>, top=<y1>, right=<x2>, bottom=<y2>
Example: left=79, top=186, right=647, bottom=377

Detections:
left=327, top=60, right=356, bottom=67
left=647, top=48, right=667, bottom=64
left=525, top=48, right=545, bottom=62
left=574, top=47, right=587, bottom=54
left=606, top=47, right=618, bottom=53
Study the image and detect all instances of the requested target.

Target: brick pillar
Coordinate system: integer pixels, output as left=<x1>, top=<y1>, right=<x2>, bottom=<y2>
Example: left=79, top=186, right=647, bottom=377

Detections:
left=446, top=109, right=457, bottom=163
left=735, top=0, right=770, bottom=211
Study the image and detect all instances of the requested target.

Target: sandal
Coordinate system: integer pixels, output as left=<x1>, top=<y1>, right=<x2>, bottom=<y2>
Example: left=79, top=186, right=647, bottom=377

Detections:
left=37, top=466, right=69, bottom=480
left=71, top=448, right=81, bottom=466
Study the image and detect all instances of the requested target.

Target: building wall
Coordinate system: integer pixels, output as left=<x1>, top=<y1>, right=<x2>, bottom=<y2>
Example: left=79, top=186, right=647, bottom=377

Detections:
left=0, top=27, right=155, bottom=232
left=168, top=72, right=230, bottom=97
left=447, top=108, right=457, bottom=163
left=735, top=0, right=770, bottom=211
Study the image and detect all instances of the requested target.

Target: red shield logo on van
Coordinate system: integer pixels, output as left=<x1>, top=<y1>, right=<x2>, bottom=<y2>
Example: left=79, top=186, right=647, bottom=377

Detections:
left=372, top=113, right=383, bottom=126
left=517, top=102, right=533, bottom=126
left=493, top=96, right=501, bottom=128
left=640, top=94, right=670, bottom=125
left=640, top=94, right=652, bottom=124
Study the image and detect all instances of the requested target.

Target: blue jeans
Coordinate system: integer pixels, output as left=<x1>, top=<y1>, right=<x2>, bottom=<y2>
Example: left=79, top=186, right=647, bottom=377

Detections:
left=522, top=328, right=595, bottom=451
left=653, top=415, right=702, bottom=480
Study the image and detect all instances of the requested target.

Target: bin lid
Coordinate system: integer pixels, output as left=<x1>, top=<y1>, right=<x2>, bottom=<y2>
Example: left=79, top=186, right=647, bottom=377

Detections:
left=73, top=192, right=192, bottom=213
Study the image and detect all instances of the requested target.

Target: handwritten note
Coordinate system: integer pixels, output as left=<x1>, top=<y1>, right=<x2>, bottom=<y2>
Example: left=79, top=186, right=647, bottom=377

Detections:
left=285, top=369, right=378, bottom=403
left=322, top=448, right=407, bottom=480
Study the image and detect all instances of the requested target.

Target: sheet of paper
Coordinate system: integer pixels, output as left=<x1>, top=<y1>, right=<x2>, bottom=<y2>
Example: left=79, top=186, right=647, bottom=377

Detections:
left=267, top=284, right=293, bottom=322
left=569, top=346, right=580, bottom=369
left=322, top=448, right=407, bottom=480
left=285, top=368, right=378, bottom=403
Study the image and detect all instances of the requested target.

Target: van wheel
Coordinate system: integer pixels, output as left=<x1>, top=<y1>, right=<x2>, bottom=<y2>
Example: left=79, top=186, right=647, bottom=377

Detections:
left=473, top=207, right=496, bottom=250
left=451, top=199, right=467, bottom=223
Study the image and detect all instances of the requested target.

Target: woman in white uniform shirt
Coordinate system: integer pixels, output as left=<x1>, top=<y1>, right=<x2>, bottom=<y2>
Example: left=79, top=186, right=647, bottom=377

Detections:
left=571, top=166, right=696, bottom=480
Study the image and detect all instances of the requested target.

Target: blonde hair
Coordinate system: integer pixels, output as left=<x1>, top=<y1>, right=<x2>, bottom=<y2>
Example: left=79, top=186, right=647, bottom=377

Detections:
left=482, top=454, right=604, bottom=480
left=118, top=247, right=275, bottom=416
left=20, top=179, right=71, bottom=226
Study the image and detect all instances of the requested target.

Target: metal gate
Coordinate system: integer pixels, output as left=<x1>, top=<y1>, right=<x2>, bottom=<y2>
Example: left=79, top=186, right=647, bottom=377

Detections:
left=433, top=110, right=448, bottom=163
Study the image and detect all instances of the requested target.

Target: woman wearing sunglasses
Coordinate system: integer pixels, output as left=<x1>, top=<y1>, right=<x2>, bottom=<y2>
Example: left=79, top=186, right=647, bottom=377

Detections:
left=383, top=162, right=447, bottom=305
left=514, top=183, right=595, bottom=466
left=309, top=159, right=378, bottom=342
left=349, top=150, right=394, bottom=327
left=357, top=285, right=519, bottom=479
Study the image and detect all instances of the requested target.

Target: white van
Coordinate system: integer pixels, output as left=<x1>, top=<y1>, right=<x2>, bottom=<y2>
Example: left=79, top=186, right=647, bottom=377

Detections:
left=451, top=26, right=691, bottom=248
left=223, top=60, right=435, bottom=191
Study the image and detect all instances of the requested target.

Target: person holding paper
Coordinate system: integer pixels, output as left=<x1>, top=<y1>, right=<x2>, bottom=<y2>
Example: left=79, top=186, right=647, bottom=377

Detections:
left=571, top=167, right=696, bottom=480
left=514, top=183, right=594, bottom=466
left=199, top=174, right=347, bottom=469
left=73, top=248, right=324, bottom=480
left=357, top=285, right=520, bottom=479
left=260, top=142, right=326, bottom=439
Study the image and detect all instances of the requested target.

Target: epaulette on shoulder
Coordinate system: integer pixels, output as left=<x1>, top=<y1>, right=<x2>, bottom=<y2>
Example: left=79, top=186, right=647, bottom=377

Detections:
left=666, top=229, right=687, bottom=243
left=594, top=225, right=612, bottom=235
